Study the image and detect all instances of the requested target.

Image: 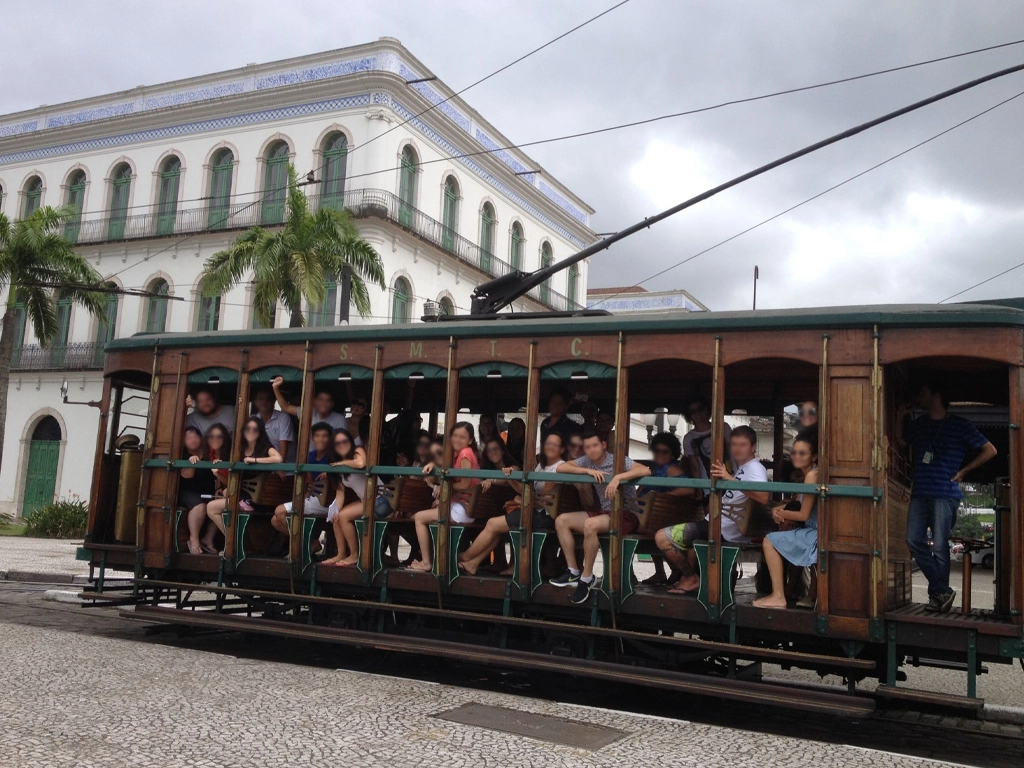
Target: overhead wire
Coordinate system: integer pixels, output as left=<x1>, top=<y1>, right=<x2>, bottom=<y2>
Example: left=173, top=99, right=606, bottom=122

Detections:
left=938, top=258, right=1024, bottom=304
left=587, top=86, right=1024, bottom=310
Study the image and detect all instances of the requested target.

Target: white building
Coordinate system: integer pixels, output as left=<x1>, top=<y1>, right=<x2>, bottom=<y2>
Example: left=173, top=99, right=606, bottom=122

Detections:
left=0, top=38, right=597, bottom=518
left=587, top=286, right=708, bottom=314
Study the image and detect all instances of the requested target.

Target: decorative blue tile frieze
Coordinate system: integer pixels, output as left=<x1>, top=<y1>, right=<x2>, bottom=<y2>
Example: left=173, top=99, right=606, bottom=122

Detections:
left=255, top=56, right=377, bottom=90
left=47, top=101, right=136, bottom=129
left=539, top=180, right=587, bottom=224
left=0, top=95, right=371, bottom=166
left=0, top=120, right=39, bottom=138
left=144, top=81, right=247, bottom=110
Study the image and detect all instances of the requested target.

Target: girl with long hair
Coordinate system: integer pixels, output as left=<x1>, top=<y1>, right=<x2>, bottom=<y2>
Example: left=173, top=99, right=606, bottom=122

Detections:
left=181, top=427, right=214, bottom=555
left=322, top=429, right=369, bottom=567
left=201, top=417, right=281, bottom=554
left=409, top=422, right=478, bottom=572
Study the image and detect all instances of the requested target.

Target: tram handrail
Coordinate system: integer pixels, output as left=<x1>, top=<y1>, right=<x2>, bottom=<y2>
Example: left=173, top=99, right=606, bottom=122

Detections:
left=147, top=459, right=880, bottom=498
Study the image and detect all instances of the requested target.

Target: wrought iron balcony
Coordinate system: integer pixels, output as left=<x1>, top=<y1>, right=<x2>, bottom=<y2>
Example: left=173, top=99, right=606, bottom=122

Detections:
left=10, top=342, right=105, bottom=371
left=63, top=188, right=581, bottom=312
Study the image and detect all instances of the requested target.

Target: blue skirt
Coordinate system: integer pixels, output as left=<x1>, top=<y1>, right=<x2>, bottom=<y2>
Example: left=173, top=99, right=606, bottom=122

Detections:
left=766, top=524, right=818, bottom=568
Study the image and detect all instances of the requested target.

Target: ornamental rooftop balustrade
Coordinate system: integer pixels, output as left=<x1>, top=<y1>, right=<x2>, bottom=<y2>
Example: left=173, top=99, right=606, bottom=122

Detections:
left=58, top=188, right=581, bottom=313
left=10, top=342, right=104, bottom=371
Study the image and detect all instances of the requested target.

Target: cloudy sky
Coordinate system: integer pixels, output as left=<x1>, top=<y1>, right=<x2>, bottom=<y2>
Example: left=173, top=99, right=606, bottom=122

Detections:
left=4, top=1, right=1024, bottom=310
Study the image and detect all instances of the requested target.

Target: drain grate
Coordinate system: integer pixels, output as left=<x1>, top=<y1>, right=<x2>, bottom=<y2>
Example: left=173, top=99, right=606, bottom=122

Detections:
left=434, top=702, right=629, bottom=751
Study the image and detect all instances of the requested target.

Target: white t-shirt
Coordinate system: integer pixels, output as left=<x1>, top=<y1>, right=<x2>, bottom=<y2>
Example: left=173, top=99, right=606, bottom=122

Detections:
left=683, top=422, right=732, bottom=496
left=719, top=458, right=768, bottom=544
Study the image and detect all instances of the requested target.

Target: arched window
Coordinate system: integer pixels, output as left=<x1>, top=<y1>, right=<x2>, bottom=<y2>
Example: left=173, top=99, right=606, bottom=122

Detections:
left=156, top=157, right=181, bottom=236
left=145, top=279, right=169, bottom=334
left=441, top=176, right=459, bottom=251
left=392, top=277, right=411, bottom=324
left=438, top=295, right=455, bottom=317
left=567, top=264, right=579, bottom=308
left=320, top=133, right=348, bottom=211
left=64, top=170, right=86, bottom=243
left=107, top=164, right=132, bottom=240
left=509, top=222, right=524, bottom=272
left=208, top=149, right=234, bottom=230
left=261, top=141, right=290, bottom=225
left=539, top=242, right=554, bottom=304
left=94, top=283, right=119, bottom=364
left=398, top=146, right=417, bottom=227
left=197, top=280, right=221, bottom=332
left=479, top=203, right=495, bottom=274
left=22, top=176, right=42, bottom=218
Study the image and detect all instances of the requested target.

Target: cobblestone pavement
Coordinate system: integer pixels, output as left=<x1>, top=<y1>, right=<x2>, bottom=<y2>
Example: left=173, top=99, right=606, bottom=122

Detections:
left=0, top=536, right=91, bottom=578
left=0, top=609, right=996, bottom=768
left=0, top=585, right=1022, bottom=768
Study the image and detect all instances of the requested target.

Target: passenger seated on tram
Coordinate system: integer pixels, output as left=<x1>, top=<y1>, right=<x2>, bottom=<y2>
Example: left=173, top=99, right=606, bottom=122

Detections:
left=185, top=387, right=236, bottom=436
left=549, top=429, right=651, bottom=605
left=797, top=400, right=819, bottom=444
left=475, top=436, right=522, bottom=573
left=478, top=414, right=500, bottom=447
left=596, top=411, right=614, bottom=445
left=753, top=434, right=819, bottom=609
left=271, top=376, right=348, bottom=444
left=270, top=422, right=337, bottom=546
left=503, top=417, right=526, bottom=467
left=251, top=387, right=296, bottom=463
left=540, top=390, right=582, bottom=444
left=408, top=422, right=480, bottom=572
left=412, top=430, right=434, bottom=467
left=180, top=427, right=215, bottom=555
left=349, top=397, right=369, bottom=444
left=457, top=432, right=566, bottom=577
left=640, top=432, right=701, bottom=587
left=201, top=418, right=282, bottom=555
left=682, top=395, right=732, bottom=497
left=655, top=425, right=769, bottom=596
left=186, top=424, right=231, bottom=554
left=322, top=429, right=368, bottom=567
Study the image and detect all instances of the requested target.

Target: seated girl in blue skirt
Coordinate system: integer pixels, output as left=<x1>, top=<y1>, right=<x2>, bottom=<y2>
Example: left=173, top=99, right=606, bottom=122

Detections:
left=753, top=434, right=818, bottom=609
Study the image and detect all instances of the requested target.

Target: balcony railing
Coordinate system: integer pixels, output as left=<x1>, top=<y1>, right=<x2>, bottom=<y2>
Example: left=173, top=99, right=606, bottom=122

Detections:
left=63, top=188, right=581, bottom=312
left=11, top=342, right=104, bottom=371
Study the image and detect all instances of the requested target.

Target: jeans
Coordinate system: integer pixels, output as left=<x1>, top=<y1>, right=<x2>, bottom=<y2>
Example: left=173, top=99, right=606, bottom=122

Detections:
left=906, top=496, right=958, bottom=598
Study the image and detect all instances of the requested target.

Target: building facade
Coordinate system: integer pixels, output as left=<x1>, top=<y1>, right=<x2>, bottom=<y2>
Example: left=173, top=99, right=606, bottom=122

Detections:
left=0, top=38, right=596, bottom=517
left=587, top=286, right=708, bottom=314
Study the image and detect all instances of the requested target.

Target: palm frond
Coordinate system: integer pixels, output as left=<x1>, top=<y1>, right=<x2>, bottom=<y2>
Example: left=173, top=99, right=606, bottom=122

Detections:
left=23, top=285, right=58, bottom=347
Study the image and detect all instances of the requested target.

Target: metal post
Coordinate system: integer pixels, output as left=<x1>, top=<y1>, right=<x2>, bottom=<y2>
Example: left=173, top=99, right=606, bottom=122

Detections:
left=339, top=263, right=352, bottom=325
left=752, top=265, right=759, bottom=310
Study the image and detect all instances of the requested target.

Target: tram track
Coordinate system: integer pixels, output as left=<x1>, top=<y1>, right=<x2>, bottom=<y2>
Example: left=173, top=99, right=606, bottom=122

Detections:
left=0, top=581, right=1021, bottom=766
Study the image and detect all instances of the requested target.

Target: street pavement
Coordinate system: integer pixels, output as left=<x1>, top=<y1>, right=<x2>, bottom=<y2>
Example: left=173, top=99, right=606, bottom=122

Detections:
left=1, top=589, right=1019, bottom=768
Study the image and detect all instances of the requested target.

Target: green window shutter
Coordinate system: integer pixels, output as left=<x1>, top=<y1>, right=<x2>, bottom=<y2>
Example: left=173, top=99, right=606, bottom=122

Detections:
left=480, top=203, right=494, bottom=274
left=208, top=150, right=234, bottom=229
left=540, top=243, right=553, bottom=304
left=399, top=146, right=417, bottom=227
left=107, top=165, right=132, bottom=240
left=156, top=158, right=181, bottom=236
left=198, top=282, right=221, bottom=331
left=10, top=291, right=26, bottom=367
left=320, top=134, right=348, bottom=211
left=311, top=278, right=338, bottom=327
left=392, top=278, right=410, bottom=324
left=23, top=177, right=42, bottom=218
left=94, top=287, right=119, bottom=365
left=64, top=171, right=86, bottom=243
left=438, top=296, right=454, bottom=316
left=567, top=264, right=579, bottom=308
left=510, top=223, right=524, bottom=271
left=261, top=141, right=289, bottom=225
left=442, top=177, right=459, bottom=251
left=146, top=280, right=169, bottom=333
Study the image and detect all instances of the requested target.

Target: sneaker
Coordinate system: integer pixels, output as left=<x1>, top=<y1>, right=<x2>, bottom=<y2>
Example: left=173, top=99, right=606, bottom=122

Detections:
left=569, top=578, right=594, bottom=605
left=923, top=594, right=944, bottom=613
left=549, top=569, right=579, bottom=588
left=939, top=590, right=956, bottom=614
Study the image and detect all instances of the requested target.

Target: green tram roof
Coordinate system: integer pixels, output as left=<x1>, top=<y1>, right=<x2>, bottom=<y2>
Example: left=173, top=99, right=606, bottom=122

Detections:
left=106, top=300, right=1024, bottom=352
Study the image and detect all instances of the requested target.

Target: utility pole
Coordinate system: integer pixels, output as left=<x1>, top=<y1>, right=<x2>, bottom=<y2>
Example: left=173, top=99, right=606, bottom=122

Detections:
left=753, top=265, right=759, bottom=310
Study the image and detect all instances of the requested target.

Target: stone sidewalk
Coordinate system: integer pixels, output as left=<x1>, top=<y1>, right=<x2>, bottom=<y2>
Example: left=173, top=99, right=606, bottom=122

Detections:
left=0, top=536, right=91, bottom=582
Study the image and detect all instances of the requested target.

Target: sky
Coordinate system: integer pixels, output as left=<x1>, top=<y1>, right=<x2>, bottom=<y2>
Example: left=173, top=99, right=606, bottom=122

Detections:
left=3, top=0, right=1024, bottom=311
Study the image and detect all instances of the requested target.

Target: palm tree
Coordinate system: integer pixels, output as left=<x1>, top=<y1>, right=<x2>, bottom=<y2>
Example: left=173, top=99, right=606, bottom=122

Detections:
left=200, top=165, right=385, bottom=328
left=0, top=206, right=106, bottom=473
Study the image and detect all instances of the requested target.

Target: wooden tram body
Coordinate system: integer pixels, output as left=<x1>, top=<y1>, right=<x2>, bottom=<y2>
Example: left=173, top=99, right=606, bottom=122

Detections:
left=80, top=303, right=1024, bottom=715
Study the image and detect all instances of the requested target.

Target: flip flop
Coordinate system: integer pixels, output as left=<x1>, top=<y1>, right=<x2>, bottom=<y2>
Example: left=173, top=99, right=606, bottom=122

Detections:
left=200, top=543, right=218, bottom=555
left=187, top=541, right=203, bottom=555
left=667, top=585, right=698, bottom=596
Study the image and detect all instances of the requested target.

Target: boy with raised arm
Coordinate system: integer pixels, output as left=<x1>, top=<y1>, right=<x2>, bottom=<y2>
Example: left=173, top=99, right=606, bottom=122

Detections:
left=549, top=428, right=651, bottom=605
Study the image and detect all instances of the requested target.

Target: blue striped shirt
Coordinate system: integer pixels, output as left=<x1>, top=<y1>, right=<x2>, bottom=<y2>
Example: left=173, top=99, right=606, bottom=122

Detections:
left=906, top=414, right=989, bottom=499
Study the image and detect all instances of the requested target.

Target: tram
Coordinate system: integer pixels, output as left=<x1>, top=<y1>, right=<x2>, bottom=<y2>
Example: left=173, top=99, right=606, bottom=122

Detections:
left=79, top=301, right=1024, bottom=717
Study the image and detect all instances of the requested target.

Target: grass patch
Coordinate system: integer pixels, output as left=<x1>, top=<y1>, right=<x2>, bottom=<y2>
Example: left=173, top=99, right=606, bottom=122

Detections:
left=0, top=519, right=28, bottom=536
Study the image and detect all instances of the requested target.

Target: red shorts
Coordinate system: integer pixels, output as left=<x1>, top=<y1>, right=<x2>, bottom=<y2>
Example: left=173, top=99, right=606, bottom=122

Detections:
left=586, top=509, right=639, bottom=535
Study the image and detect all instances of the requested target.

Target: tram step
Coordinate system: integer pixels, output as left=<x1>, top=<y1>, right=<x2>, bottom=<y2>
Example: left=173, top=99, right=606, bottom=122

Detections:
left=875, top=684, right=984, bottom=713
left=125, top=604, right=876, bottom=718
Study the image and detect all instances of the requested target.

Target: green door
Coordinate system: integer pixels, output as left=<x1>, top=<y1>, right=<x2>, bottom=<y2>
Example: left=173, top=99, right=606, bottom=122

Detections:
left=22, top=417, right=61, bottom=518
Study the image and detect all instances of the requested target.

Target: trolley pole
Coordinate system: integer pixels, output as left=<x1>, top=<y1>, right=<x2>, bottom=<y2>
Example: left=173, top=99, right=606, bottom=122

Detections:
left=753, top=265, right=759, bottom=310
